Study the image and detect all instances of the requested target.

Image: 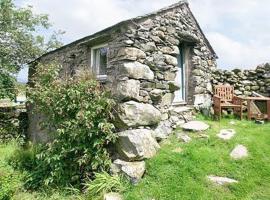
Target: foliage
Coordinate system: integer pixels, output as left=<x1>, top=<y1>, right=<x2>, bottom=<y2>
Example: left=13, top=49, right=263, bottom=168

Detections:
left=26, top=63, right=116, bottom=188
left=0, top=0, right=63, bottom=74
left=85, top=172, right=126, bottom=200
left=0, top=140, right=23, bottom=200
left=0, top=0, right=63, bottom=99
left=124, top=118, right=270, bottom=200
left=0, top=71, right=16, bottom=100
left=0, top=169, right=22, bottom=200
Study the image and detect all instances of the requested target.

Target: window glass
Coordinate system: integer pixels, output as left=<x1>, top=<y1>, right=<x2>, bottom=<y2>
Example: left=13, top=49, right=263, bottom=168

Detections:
left=92, top=45, right=108, bottom=77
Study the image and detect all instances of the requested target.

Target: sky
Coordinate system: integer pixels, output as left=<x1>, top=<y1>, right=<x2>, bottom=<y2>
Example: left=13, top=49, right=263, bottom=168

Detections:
left=16, top=0, right=270, bottom=82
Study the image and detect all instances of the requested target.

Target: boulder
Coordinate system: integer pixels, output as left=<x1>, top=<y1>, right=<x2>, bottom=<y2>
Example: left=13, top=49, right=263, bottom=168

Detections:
left=230, top=144, right=248, bottom=159
left=104, top=192, right=123, bottom=200
left=111, top=159, right=145, bottom=184
left=115, top=101, right=161, bottom=128
left=119, top=62, right=154, bottom=80
left=112, top=79, right=140, bottom=101
left=181, top=121, right=209, bottom=132
left=207, top=175, right=238, bottom=185
left=217, top=129, right=236, bottom=140
left=153, top=120, right=173, bottom=140
left=116, top=129, right=160, bottom=161
left=117, top=47, right=146, bottom=61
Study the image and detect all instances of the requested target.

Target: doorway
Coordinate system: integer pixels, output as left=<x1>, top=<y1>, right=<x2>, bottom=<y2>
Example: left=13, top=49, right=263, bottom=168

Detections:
left=173, top=46, right=186, bottom=103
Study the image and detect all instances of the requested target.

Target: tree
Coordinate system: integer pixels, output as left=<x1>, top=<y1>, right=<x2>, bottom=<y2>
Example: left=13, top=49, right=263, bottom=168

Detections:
left=0, top=0, right=63, bottom=98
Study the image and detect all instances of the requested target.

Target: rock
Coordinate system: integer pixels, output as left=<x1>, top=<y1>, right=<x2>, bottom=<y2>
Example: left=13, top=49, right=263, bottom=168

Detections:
left=104, top=192, right=123, bottom=200
left=116, top=129, right=160, bottom=161
left=196, top=133, right=209, bottom=139
left=161, top=93, right=175, bottom=106
left=164, top=54, right=178, bottom=66
left=164, top=71, right=176, bottom=81
left=141, top=42, right=156, bottom=52
left=207, top=175, right=238, bottom=185
left=117, top=47, right=146, bottom=61
left=153, top=120, right=173, bottom=140
left=172, top=147, right=183, bottom=153
left=217, top=129, right=236, bottom=140
left=181, top=121, right=209, bottom=132
left=230, top=144, right=248, bottom=159
left=112, top=79, right=140, bottom=101
left=111, top=159, right=145, bottom=184
left=124, top=40, right=134, bottom=45
left=168, top=81, right=180, bottom=92
left=120, top=62, right=154, bottom=80
left=149, top=89, right=163, bottom=103
left=115, top=101, right=161, bottom=128
left=176, top=132, right=191, bottom=143
left=193, top=94, right=212, bottom=111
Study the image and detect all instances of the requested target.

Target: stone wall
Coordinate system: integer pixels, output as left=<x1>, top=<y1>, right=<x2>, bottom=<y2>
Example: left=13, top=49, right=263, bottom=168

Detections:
left=212, top=63, right=270, bottom=97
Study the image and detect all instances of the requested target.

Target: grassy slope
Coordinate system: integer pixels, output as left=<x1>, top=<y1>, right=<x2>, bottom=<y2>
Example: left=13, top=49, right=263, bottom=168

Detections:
left=124, top=118, right=270, bottom=200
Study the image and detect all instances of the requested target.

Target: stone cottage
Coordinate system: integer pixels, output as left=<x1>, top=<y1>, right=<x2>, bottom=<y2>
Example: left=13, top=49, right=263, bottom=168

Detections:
left=28, top=1, right=218, bottom=181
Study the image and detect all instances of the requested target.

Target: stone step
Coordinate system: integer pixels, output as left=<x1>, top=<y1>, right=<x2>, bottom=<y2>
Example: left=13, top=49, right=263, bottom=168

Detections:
left=168, top=105, right=194, bottom=128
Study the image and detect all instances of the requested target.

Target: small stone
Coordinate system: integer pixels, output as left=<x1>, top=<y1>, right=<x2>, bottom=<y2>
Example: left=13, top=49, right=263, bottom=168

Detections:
left=181, top=121, right=209, bottom=132
left=230, top=145, right=248, bottom=159
left=172, top=147, right=183, bottom=153
left=196, top=134, right=209, bottom=139
left=104, top=192, right=123, bottom=200
left=229, top=121, right=236, bottom=125
left=176, top=132, right=191, bottom=143
left=153, top=120, right=173, bottom=140
left=111, top=159, right=145, bottom=184
left=217, top=129, right=236, bottom=140
left=207, top=175, right=238, bottom=185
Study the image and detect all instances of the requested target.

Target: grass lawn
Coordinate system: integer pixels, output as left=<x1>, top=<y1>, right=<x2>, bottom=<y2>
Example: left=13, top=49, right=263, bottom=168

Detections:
left=124, top=118, right=270, bottom=200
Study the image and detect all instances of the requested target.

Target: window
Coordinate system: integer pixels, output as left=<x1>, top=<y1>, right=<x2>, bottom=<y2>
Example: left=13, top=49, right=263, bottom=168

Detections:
left=91, top=44, right=108, bottom=79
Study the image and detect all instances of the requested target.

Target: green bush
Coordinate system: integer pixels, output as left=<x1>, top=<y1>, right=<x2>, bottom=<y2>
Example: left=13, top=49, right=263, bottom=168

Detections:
left=0, top=72, right=16, bottom=100
left=26, top=63, right=116, bottom=188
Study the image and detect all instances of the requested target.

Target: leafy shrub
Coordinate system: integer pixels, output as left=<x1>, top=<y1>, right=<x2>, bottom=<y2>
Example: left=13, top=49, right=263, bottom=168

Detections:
left=26, top=63, right=116, bottom=188
left=0, top=72, right=16, bottom=100
left=85, top=172, right=126, bottom=200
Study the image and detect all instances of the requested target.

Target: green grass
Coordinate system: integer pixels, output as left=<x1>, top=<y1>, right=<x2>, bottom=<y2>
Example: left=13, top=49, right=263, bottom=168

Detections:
left=1, top=119, right=270, bottom=200
left=0, top=141, right=82, bottom=200
left=124, top=118, right=270, bottom=200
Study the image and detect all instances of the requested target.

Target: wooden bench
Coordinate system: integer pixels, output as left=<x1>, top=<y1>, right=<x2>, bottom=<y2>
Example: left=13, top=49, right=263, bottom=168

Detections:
left=213, top=85, right=244, bottom=120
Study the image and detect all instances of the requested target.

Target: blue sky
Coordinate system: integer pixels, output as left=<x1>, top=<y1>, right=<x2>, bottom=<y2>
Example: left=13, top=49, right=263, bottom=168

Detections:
left=16, top=0, right=270, bottom=82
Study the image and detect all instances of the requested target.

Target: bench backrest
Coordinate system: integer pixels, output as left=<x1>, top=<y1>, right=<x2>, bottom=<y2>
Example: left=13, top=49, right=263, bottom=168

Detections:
left=214, top=85, right=234, bottom=102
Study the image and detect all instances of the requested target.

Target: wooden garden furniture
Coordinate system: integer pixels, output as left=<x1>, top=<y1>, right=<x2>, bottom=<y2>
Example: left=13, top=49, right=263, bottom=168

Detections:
left=213, top=85, right=244, bottom=120
left=246, top=96, right=270, bottom=121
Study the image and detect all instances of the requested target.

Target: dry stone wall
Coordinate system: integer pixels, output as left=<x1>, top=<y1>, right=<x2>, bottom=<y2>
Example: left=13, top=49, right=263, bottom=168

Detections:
left=212, top=63, right=270, bottom=97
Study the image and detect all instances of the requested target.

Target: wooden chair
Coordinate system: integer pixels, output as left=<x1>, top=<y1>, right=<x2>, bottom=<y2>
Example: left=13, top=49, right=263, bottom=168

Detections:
left=213, top=85, right=244, bottom=120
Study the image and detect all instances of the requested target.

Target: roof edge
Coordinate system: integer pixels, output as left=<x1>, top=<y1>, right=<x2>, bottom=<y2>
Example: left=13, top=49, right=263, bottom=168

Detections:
left=30, top=1, right=189, bottom=64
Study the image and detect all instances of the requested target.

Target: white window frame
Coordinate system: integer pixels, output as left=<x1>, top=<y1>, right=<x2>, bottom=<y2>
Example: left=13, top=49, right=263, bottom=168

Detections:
left=90, top=43, right=108, bottom=80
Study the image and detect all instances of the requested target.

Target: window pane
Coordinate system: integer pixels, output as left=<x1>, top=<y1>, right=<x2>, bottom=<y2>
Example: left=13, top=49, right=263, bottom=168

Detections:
left=98, top=47, right=107, bottom=75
